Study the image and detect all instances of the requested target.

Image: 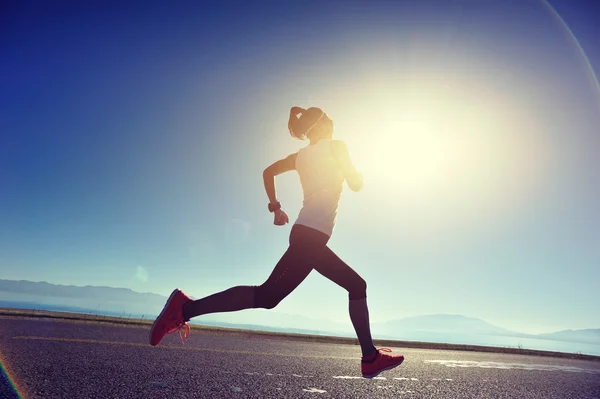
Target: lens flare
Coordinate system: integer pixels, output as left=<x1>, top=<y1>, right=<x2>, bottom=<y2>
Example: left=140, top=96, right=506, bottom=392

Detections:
left=0, top=358, right=23, bottom=399
left=540, top=0, right=600, bottom=112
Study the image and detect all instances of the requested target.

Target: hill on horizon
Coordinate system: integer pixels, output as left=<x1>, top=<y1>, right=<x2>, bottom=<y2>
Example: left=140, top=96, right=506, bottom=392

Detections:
left=0, top=279, right=164, bottom=301
left=0, top=279, right=598, bottom=345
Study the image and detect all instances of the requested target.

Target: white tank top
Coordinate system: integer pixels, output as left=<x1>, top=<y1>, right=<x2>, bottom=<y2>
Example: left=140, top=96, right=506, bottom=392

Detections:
left=294, top=139, right=344, bottom=237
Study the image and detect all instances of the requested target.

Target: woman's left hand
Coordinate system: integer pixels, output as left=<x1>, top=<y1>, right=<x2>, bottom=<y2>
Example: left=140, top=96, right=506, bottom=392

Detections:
left=274, top=209, right=289, bottom=226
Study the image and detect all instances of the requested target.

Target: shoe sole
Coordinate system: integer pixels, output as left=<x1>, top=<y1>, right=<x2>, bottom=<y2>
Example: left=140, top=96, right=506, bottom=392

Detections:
left=362, top=356, right=405, bottom=379
left=149, top=288, right=180, bottom=346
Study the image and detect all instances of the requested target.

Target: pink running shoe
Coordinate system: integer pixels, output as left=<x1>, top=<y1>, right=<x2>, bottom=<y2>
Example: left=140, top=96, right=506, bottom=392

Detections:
left=149, top=289, right=192, bottom=346
left=361, top=348, right=405, bottom=378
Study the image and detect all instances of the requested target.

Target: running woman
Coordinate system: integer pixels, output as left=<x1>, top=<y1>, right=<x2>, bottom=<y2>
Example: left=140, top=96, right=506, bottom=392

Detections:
left=149, top=106, right=404, bottom=378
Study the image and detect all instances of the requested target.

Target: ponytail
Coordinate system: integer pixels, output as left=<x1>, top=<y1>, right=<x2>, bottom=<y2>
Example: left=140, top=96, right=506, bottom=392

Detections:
left=288, top=106, right=306, bottom=139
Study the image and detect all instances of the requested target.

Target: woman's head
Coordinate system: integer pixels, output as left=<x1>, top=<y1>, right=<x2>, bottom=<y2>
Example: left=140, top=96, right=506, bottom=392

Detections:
left=288, top=106, right=333, bottom=142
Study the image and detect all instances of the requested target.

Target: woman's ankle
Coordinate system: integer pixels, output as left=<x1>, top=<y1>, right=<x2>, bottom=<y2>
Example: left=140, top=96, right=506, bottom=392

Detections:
left=361, top=346, right=377, bottom=359
left=182, top=301, right=193, bottom=322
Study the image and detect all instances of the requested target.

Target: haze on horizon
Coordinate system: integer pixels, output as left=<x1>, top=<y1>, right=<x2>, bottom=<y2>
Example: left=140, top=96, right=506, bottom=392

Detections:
left=1, top=0, right=599, bottom=336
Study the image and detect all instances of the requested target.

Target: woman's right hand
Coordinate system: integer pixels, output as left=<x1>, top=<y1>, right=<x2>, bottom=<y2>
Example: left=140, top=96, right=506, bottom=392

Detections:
left=274, top=209, right=289, bottom=226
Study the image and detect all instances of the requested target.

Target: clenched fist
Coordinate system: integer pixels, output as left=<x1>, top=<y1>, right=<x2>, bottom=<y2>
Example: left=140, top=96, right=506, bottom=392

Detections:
left=273, top=209, right=289, bottom=226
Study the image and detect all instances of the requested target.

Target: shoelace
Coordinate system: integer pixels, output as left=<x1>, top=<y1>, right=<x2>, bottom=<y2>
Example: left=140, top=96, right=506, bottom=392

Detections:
left=378, top=348, right=392, bottom=353
left=166, top=321, right=191, bottom=345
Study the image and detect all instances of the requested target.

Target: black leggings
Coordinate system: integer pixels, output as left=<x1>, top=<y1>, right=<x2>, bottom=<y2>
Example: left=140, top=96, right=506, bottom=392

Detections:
left=253, top=224, right=367, bottom=309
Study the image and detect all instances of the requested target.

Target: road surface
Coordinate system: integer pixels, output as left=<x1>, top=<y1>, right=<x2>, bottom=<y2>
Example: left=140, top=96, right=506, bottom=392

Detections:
left=0, top=316, right=599, bottom=398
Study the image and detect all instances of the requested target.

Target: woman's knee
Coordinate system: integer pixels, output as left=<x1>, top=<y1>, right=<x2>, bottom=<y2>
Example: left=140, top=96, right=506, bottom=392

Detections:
left=253, top=286, right=283, bottom=309
left=349, top=277, right=367, bottom=300
left=257, top=297, right=281, bottom=310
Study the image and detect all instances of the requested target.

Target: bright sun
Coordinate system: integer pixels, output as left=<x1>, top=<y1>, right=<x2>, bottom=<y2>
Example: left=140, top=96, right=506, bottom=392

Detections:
left=338, top=79, right=552, bottom=229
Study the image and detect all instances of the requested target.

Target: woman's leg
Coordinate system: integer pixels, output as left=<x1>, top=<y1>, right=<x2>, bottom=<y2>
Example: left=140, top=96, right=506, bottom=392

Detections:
left=182, top=285, right=256, bottom=321
left=183, top=225, right=326, bottom=321
left=314, top=247, right=376, bottom=357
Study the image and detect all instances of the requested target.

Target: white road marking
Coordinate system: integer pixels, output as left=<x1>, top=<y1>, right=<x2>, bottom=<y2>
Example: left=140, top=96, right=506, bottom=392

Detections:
left=303, top=387, right=327, bottom=393
left=425, top=360, right=600, bottom=374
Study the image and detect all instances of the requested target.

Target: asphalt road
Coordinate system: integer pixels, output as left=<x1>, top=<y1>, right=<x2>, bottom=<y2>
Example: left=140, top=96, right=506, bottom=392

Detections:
left=0, top=317, right=599, bottom=399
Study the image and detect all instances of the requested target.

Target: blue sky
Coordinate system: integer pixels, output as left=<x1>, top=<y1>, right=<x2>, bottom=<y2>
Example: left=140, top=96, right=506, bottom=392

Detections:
left=1, top=0, right=599, bottom=334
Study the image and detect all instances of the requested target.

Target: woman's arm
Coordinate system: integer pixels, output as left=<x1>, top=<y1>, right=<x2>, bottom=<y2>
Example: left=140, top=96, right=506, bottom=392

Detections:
left=263, top=153, right=298, bottom=204
left=331, top=140, right=363, bottom=192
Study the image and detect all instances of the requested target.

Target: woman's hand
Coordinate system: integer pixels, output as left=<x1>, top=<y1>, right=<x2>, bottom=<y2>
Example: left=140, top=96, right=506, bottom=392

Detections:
left=273, top=209, right=289, bottom=226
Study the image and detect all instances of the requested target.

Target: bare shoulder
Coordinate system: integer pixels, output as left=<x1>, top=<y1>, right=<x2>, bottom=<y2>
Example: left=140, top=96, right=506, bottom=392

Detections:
left=285, top=152, right=298, bottom=163
left=281, top=152, right=298, bottom=169
left=264, top=152, right=298, bottom=176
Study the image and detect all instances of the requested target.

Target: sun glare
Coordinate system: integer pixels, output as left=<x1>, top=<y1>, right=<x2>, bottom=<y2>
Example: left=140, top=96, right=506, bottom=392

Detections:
left=341, top=75, right=553, bottom=232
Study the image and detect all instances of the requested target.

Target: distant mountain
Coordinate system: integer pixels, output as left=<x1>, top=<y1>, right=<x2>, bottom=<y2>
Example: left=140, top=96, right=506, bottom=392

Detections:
left=537, top=329, right=600, bottom=344
left=372, top=314, right=519, bottom=337
left=0, top=279, right=166, bottom=303
left=0, top=279, right=169, bottom=316
left=1, top=280, right=598, bottom=348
